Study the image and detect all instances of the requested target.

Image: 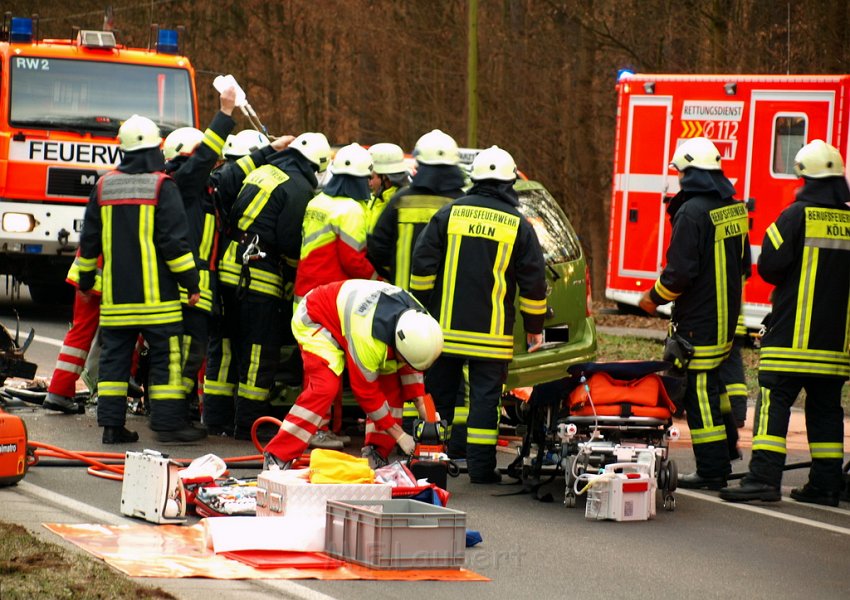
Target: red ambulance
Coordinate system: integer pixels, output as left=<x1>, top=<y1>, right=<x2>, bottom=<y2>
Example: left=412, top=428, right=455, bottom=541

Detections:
left=606, top=73, right=850, bottom=328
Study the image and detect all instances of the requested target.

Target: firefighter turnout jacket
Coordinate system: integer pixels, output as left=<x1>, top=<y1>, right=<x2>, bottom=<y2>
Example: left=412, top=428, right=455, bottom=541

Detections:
left=77, top=152, right=200, bottom=326
left=368, top=164, right=465, bottom=289
left=219, top=150, right=319, bottom=298
left=293, top=189, right=377, bottom=303
left=758, top=178, right=850, bottom=377
left=165, top=111, right=234, bottom=314
left=648, top=171, right=750, bottom=370
left=410, top=181, right=547, bottom=360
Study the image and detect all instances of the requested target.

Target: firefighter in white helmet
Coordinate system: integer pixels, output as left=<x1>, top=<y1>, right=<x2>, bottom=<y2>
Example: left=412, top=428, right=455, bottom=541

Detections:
left=721, top=139, right=850, bottom=506
left=639, top=136, right=750, bottom=490
left=368, top=130, right=465, bottom=289
left=263, top=280, right=443, bottom=470
left=411, top=145, right=547, bottom=484
left=223, top=129, right=270, bottom=160
left=76, top=114, right=204, bottom=444
left=366, top=143, right=410, bottom=232
left=207, top=131, right=331, bottom=441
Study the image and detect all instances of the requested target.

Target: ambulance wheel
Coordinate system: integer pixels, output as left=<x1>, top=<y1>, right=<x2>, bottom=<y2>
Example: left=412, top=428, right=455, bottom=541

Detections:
left=565, top=490, right=577, bottom=508
left=663, top=494, right=676, bottom=511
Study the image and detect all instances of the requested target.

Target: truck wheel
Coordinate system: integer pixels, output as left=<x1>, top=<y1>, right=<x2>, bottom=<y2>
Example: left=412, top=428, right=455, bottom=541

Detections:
left=27, top=283, right=74, bottom=305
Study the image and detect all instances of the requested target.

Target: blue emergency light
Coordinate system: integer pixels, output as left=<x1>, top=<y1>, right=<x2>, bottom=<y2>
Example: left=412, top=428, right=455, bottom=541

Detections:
left=10, top=17, right=34, bottom=43
left=617, top=69, right=636, bottom=82
left=157, top=28, right=179, bottom=54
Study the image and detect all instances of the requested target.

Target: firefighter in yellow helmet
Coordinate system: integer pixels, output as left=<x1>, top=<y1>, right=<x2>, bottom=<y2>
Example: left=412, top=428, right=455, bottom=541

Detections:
left=721, top=139, right=850, bottom=506
left=77, top=114, right=204, bottom=444
left=411, top=146, right=547, bottom=483
left=639, top=137, right=749, bottom=490
left=366, top=142, right=410, bottom=232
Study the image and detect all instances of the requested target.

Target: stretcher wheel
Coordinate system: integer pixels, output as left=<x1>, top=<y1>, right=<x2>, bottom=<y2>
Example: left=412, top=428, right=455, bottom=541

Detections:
left=663, top=493, right=676, bottom=511
left=565, top=490, right=577, bottom=508
left=665, top=459, right=678, bottom=492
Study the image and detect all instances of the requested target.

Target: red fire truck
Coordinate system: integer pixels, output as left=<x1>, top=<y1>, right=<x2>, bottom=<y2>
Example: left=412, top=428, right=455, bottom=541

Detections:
left=0, top=15, right=198, bottom=302
left=606, top=73, right=850, bottom=329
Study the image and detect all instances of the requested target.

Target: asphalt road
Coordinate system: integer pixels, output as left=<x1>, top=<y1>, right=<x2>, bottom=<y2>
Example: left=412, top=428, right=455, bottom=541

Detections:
left=3, top=287, right=850, bottom=599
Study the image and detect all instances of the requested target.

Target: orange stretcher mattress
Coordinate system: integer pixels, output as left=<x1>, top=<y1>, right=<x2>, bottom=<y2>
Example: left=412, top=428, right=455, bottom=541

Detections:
left=568, top=371, right=676, bottom=419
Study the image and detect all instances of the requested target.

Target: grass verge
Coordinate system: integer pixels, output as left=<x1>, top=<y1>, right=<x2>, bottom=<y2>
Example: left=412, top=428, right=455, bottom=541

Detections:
left=0, top=521, right=175, bottom=600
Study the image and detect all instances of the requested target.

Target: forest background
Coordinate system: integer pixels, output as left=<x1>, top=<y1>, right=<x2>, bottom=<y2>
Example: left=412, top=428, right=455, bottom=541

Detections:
left=9, top=0, right=850, bottom=297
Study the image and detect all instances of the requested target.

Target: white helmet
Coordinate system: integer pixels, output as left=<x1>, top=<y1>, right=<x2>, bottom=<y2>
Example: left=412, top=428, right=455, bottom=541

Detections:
left=413, top=129, right=459, bottom=166
left=370, top=143, right=407, bottom=174
left=330, top=143, right=372, bottom=177
left=395, top=309, right=444, bottom=371
left=118, top=114, right=162, bottom=152
left=470, top=145, right=517, bottom=182
left=223, top=129, right=270, bottom=159
left=163, top=127, right=204, bottom=161
left=291, top=132, right=332, bottom=172
left=794, top=139, right=845, bottom=178
left=669, top=137, right=722, bottom=171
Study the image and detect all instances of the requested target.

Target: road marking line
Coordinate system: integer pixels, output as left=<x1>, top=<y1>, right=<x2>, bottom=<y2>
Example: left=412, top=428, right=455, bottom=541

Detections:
left=677, top=489, right=850, bottom=535
left=0, top=321, right=64, bottom=348
left=13, top=481, right=340, bottom=600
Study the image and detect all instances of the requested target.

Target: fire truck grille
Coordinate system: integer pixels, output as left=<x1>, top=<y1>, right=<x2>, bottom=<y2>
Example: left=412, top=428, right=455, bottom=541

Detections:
left=46, top=167, right=102, bottom=198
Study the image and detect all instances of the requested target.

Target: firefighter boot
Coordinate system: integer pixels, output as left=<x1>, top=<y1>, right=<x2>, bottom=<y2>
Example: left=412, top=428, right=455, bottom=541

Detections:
left=102, top=426, right=139, bottom=444
left=719, top=477, right=781, bottom=503
left=790, top=483, right=840, bottom=507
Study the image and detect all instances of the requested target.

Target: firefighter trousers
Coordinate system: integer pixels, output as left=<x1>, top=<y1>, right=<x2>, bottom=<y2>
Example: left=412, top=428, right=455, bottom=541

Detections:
left=720, top=339, right=748, bottom=427
left=683, top=367, right=731, bottom=479
left=97, top=323, right=185, bottom=431
left=427, top=355, right=506, bottom=478
left=203, top=285, right=240, bottom=431
left=180, top=306, right=209, bottom=417
left=749, top=371, right=845, bottom=492
left=233, top=290, right=282, bottom=439
left=48, top=290, right=100, bottom=398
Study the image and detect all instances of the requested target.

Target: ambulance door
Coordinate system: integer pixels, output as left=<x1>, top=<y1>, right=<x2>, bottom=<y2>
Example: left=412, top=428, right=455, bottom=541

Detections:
left=745, top=91, right=834, bottom=310
left=616, top=96, right=672, bottom=279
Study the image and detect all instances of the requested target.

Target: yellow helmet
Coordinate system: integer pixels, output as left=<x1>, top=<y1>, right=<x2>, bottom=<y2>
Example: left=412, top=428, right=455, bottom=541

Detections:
left=118, top=114, right=162, bottom=152
left=794, top=139, right=845, bottom=178
left=395, top=309, right=443, bottom=371
left=369, top=143, right=407, bottom=174
left=669, top=137, right=722, bottom=171
left=163, top=127, right=204, bottom=161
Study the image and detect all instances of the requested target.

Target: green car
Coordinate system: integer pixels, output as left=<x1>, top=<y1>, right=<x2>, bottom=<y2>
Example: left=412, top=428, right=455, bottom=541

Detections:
left=506, top=179, right=597, bottom=391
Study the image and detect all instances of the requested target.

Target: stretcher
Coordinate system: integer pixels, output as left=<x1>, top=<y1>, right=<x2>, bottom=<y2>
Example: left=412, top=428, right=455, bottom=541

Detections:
left=507, top=361, right=681, bottom=513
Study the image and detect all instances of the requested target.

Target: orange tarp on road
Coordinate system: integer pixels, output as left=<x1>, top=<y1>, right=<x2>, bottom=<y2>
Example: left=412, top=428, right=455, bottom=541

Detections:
left=43, top=523, right=489, bottom=581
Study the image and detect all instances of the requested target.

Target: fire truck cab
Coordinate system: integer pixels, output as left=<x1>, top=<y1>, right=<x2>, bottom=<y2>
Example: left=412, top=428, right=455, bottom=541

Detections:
left=0, top=15, right=198, bottom=302
left=606, top=73, right=850, bottom=329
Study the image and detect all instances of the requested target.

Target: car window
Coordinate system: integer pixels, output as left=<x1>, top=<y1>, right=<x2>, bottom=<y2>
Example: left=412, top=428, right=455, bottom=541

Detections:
left=517, top=186, right=582, bottom=264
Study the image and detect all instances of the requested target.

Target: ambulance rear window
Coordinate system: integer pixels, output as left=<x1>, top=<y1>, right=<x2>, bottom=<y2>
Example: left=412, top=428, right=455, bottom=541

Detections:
left=772, top=114, right=807, bottom=177
left=9, top=57, right=194, bottom=135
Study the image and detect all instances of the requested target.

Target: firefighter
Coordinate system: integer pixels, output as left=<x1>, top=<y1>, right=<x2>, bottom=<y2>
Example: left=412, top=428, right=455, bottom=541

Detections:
left=720, top=140, right=850, bottom=506
left=292, top=143, right=379, bottom=449
left=639, top=136, right=749, bottom=489
left=262, top=279, right=443, bottom=470
left=411, top=146, right=547, bottom=483
left=77, top=115, right=204, bottom=444
left=162, top=86, right=237, bottom=420
left=366, top=142, right=410, bottom=232
left=367, top=129, right=466, bottom=288
left=42, top=254, right=102, bottom=413
left=219, top=132, right=331, bottom=441
left=203, top=131, right=291, bottom=436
